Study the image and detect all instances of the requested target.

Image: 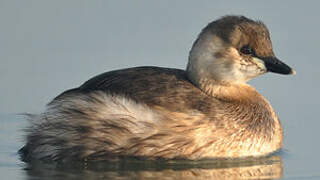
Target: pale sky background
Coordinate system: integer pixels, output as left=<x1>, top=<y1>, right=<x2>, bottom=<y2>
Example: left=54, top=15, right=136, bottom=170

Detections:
left=1, top=0, right=320, bottom=178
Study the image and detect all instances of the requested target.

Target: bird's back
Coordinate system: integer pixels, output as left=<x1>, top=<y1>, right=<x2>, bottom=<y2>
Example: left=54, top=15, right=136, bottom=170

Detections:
left=54, top=66, right=216, bottom=114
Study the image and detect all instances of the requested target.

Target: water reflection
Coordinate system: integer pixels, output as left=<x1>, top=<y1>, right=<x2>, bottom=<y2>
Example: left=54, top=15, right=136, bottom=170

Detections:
left=23, top=155, right=282, bottom=180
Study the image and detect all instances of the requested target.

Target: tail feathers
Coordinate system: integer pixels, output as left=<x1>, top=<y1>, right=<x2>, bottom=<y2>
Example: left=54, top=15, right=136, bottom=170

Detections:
left=18, top=145, right=29, bottom=162
left=19, top=92, right=161, bottom=162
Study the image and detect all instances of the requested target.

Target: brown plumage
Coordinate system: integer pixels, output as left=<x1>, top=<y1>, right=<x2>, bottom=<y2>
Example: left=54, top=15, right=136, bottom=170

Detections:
left=19, top=15, right=294, bottom=162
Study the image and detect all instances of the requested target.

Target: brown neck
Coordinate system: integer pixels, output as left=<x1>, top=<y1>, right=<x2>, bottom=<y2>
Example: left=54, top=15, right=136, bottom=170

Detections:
left=198, top=78, right=264, bottom=103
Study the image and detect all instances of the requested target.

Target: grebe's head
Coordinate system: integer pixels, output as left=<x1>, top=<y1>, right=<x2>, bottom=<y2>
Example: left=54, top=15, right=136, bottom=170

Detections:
left=187, top=15, right=295, bottom=86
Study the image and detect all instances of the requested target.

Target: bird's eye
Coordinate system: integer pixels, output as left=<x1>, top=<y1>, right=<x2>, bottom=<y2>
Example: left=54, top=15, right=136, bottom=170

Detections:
left=240, top=45, right=254, bottom=55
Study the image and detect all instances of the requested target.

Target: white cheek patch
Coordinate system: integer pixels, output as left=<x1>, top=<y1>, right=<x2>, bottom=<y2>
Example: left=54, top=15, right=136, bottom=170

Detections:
left=252, top=57, right=266, bottom=70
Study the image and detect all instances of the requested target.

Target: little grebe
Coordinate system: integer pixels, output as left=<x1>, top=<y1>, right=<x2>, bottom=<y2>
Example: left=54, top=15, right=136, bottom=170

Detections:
left=19, top=15, right=295, bottom=162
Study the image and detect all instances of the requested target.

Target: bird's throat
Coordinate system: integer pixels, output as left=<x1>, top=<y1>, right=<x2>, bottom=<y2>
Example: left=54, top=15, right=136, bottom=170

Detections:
left=198, top=79, right=262, bottom=103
